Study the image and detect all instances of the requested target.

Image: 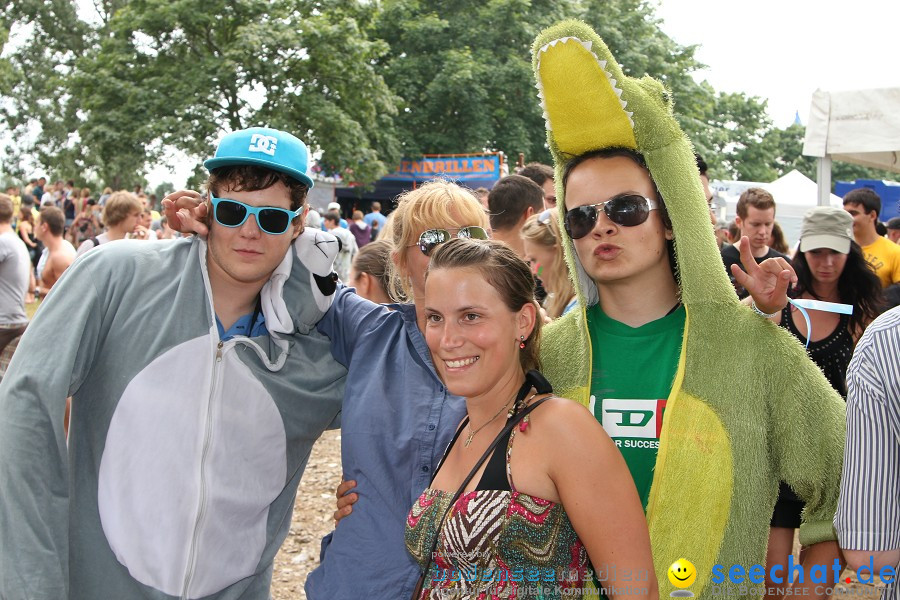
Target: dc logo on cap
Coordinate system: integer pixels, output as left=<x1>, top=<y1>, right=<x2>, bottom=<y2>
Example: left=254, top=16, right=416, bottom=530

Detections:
left=248, top=134, right=278, bottom=156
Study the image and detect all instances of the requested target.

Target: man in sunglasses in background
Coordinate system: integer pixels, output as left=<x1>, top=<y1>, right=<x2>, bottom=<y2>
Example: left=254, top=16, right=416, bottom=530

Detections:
left=0, top=127, right=347, bottom=599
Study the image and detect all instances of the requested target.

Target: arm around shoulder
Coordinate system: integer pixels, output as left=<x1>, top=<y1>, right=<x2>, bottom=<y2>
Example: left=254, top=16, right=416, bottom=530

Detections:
left=315, top=284, right=392, bottom=365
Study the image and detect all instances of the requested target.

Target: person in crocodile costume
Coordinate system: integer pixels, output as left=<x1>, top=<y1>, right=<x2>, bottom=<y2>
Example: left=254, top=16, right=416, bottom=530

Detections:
left=533, top=21, right=845, bottom=599
left=0, top=127, right=347, bottom=600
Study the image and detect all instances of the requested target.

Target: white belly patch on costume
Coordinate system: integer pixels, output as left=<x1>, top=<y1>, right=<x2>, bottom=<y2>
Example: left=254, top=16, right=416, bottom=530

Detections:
left=98, top=335, right=287, bottom=598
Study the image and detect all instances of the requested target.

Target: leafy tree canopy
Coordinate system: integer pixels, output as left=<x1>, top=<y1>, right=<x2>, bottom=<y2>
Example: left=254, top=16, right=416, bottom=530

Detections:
left=1, top=0, right=895, bottom=190
left=2, top=0, right=401, bottom=186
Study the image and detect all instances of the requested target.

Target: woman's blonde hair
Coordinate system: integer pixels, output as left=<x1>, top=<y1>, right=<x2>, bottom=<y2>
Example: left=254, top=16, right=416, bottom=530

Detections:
left=521, top=212, right=575, bottom=318
left=387, top=180, right=488, bottom=302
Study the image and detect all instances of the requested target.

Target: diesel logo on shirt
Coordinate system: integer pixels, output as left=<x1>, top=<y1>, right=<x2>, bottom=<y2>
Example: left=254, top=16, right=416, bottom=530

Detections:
left=599, top=398, right=667, bottom=440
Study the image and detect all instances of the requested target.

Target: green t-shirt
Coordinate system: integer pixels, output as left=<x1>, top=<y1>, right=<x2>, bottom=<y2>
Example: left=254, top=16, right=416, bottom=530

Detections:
left=587, top=303, right=685, bottom=509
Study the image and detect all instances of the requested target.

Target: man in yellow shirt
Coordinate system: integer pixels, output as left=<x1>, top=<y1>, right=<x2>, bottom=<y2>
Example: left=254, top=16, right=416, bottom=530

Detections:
left=843, top=188, right=900, bottom=287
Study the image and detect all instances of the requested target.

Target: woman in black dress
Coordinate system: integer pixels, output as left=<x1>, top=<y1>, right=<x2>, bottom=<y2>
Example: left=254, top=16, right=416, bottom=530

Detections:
left=762, top=206, right=883, bottom=596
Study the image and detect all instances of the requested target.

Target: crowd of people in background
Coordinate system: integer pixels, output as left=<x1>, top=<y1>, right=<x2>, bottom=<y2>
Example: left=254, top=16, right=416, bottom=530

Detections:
left=2, top=161, right=899, bottom=380
left=1, top=148, right=899, bottom=600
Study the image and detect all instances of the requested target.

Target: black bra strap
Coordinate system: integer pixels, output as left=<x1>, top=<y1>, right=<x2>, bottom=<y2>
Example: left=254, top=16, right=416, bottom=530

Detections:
left=525, top=369, right=553, bottom=395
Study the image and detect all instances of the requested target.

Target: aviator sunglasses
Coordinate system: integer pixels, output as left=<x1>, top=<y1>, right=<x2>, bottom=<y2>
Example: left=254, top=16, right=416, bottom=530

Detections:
left=209, top=196, right=302, bottom=235
left=411, top=226, right=489, bottom=256
left=564, top=194, right=659, bottom=240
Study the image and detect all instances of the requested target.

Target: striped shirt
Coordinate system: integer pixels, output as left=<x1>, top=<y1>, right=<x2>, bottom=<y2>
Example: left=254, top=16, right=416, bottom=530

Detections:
left=836, top=305, right=900, bottom=600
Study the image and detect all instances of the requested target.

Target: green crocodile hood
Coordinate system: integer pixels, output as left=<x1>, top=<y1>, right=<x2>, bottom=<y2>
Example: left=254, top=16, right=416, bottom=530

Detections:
left=531, top=20, right=735, bottom=308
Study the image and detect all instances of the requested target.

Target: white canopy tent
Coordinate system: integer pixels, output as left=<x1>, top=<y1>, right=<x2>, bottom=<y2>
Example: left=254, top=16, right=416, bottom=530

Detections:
left=802, top=87, right=900, bottom=205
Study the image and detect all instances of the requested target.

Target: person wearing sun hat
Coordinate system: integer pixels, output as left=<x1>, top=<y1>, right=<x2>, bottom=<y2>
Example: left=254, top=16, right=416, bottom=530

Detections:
left=0, top=126, right=349, bottom=599
left=800, top=206, right=854, bottom=254
left=761, top=206, right=883, bottom=590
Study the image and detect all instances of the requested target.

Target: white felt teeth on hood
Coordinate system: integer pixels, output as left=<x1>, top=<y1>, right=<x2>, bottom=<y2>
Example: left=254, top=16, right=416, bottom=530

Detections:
left=535, top=36, right=634, bottom=131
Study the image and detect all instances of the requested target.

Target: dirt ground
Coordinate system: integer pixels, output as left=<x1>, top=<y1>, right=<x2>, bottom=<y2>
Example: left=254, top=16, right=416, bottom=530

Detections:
left=270, top=430, right=886, bottom=600
left=271, top=430, right=342, bottom=600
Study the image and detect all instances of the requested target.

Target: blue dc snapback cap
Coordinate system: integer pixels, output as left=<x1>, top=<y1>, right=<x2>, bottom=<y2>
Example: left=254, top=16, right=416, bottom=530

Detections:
left=204, top=127, right=314, bottom=189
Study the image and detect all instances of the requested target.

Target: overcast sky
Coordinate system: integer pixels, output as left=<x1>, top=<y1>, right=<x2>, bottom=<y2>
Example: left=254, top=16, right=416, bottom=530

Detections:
left=654, top=0, right=900, bottom=128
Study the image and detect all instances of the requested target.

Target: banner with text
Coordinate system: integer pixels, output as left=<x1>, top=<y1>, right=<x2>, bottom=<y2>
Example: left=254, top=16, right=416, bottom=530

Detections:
left=383, top=155, right=501, bottom=182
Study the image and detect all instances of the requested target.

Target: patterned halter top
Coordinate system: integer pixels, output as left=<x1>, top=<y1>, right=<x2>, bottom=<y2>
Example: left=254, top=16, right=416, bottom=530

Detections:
left=405, top=409, right=592, bottom=599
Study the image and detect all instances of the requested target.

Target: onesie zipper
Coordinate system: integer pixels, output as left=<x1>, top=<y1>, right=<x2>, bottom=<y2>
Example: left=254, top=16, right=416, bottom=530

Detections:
left=181, top=339, right=225, bottom=600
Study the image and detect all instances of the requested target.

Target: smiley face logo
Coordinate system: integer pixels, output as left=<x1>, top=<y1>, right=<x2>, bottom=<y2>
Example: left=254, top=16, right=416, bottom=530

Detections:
left=668, top=558, right=697, bottom=589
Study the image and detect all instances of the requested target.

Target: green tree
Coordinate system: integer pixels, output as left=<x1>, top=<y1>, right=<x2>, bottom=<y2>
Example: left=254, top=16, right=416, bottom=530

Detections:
left=757, top=123, right=897, bottom=188
left=700, top=92, right=775, bottom=181
left=757, top=123, right=817, bottom=180
left=373, top=0, right=582, bottom=162
left=2, top=0, right=401, bottom=187
left=153, top=181, right=175, bottom=199
left=374, top=0, right=719, bottom=170
left=580, top=0, right=715, bottom=157
left=0, top=0, right=95, bottom=182
left=831, top=162, right=899, bottom=186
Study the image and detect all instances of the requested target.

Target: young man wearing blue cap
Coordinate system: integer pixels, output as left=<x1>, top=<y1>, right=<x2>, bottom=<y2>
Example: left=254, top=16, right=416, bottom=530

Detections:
left=0, top=127, right=347, bottom=599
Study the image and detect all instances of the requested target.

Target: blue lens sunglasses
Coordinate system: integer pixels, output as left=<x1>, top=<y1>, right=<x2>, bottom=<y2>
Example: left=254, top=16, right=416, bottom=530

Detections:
left=209, top=195, right=302, bottom=235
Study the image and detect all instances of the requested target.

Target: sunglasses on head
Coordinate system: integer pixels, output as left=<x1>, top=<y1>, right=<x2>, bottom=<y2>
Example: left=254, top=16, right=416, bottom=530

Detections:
left=564, top=194, right=659, bottom=239
left=209, top=196, right=302, bottom=235
left=412, top=226, right=489, bottom=256
left=537, top=209, right=555, bottom=225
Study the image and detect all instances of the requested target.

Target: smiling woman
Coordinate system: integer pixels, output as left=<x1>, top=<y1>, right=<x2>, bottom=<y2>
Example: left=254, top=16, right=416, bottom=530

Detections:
left=405, top=238, right=658, bottom=600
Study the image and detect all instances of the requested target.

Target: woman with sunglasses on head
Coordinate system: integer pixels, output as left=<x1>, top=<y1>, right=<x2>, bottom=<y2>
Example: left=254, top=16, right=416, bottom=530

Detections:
left=756, top=207, right=882, bottom=597
left=304, top=180, right=493, bottom=599
left=407, top=237, right=656, bottom=599
left=522, top=210, right=577, bottom=318
left=534, top=22, right=846, bottom=598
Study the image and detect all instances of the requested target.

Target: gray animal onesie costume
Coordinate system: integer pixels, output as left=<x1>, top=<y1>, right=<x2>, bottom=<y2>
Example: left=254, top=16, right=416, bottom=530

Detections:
left=0, top=229, right=346, bottom=600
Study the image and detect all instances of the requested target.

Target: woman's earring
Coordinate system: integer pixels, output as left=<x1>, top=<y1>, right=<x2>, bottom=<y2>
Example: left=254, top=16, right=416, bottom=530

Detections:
left=519, top=335, right=526, bottom=350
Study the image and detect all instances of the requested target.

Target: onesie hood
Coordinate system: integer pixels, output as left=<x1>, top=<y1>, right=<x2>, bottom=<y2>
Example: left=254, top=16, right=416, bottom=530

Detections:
left=532, top=20, right=735, bottom=308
